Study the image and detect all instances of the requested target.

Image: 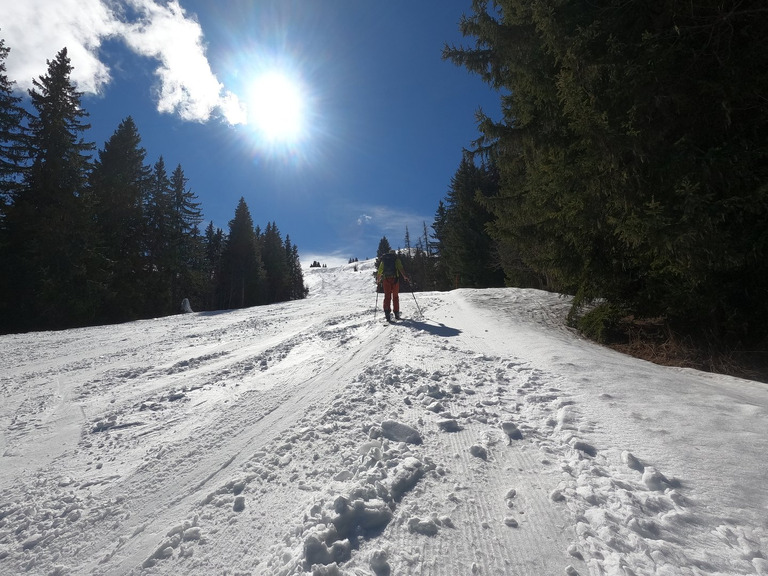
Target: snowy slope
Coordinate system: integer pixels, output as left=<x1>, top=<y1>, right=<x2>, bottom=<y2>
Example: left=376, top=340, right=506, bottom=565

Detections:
left=1, top=259, right=767, bottom=576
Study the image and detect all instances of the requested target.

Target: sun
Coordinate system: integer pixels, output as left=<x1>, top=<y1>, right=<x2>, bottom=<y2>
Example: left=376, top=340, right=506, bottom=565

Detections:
left=247, top=71, right=305, bottom=142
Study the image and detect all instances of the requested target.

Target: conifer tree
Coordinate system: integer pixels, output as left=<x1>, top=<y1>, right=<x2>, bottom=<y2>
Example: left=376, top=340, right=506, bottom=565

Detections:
left=374, top=236, right=393, bottom=286
left=398, top=226, right=415, bottom=286
left=180, top=222, right=206, bottom=310
left=444, top=0, right=768, bottom=343
left=219, top=197, right=262, bottom=308
left=203, top=221, right=224, bottom=308
left=422, top=221, right=432, bottom=258
left=88, top=116, right=151, bottom=322
left=431, top=202, right=446, bottom=256
left=168, top=163, right=204, bottom=308
left=412, top=220, right=437, bottom=290
left=169, top=164, right=202, bottom=238
left=5, top=48, right=96, bottom=330
left=262, top=221, right=289, bottom=303
left=0, top=36, right=26, bottom=206
left=144, top=156, right=173, bottom=314
left=0, top=36, right=29, bottom=331
left=438, top=157, right=504, bottom=288
left=404, top=226, right=411, bottom=254
left=376, top=236, right=391, bottom=260
left=430, top=202, right=452, bottom=290
left=284, top=235, right=307, bottom=300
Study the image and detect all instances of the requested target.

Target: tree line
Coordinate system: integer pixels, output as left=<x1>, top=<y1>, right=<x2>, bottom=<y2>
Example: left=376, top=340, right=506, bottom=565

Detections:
left=0, top=43, right=306, bottom=335
left=401, top=0, right=767, bottom=349
left=372, top=157, right=507, bottom=294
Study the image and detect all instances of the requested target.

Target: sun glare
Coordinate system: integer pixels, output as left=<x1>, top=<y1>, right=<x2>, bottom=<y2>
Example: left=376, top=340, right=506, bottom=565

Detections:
left=247, top=71, right=305, bottom=142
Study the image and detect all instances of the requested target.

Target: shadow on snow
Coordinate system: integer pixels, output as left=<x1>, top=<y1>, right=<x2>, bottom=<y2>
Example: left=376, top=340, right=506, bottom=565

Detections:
left=399, top=318, right=461, bottom=338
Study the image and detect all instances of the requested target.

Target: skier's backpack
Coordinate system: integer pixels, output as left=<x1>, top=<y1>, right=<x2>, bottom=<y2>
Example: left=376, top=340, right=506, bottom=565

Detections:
left=381, top=252, right=397, bottom=278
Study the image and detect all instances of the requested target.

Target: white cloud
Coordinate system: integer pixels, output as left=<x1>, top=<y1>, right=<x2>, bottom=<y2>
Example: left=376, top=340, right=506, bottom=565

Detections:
left=356, top=205, right=430, bottom=237
left=1, top=0, right=245, bottom=124
left=2, top=0, right=117, bottom=94
left=120, top=0, right=245, bottom=124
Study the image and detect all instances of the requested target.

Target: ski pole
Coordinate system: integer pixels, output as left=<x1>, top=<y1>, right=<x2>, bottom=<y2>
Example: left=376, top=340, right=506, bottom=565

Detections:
left=409, top=283, right=423, bottom=318
left=374, top=281, right=379, bottom=321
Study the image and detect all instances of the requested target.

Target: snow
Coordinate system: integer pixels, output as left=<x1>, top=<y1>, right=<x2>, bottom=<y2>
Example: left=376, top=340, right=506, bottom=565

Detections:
left=1, top=258, right=767, bottom=576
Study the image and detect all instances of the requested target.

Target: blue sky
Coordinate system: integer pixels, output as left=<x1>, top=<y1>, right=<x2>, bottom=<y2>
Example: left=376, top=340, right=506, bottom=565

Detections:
left=3, top=0, right=500, bottom=266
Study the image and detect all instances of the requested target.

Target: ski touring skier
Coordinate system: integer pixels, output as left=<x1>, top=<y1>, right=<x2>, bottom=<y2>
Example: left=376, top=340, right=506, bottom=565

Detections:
left=377, top=250, right=409, bottom=322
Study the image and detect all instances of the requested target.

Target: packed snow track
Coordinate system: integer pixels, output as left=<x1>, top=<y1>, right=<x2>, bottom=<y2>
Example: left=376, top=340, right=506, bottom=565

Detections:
left=1, top=260, right=767, bottom=575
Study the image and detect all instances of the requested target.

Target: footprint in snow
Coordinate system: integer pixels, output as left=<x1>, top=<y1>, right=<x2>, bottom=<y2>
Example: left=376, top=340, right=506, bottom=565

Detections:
left=621, top=451, right=644, bottom=472
left=504, top=517, right=519, bottom=528
left=572, top=440, right=597, bottom=457
left=469, top=444, right=488, bottom=460
left=501, top=420, right=523, bottom=441
left=437, top=418, right=462, bottom=432
left=407, top=516, right=439, bottom=536
left=642, top=466, right=678, bottom=491
left=379, top=420, right=422, bottom=445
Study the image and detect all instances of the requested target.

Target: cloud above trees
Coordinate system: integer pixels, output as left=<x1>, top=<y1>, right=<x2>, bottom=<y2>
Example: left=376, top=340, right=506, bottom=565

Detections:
left=2, top=0, right=245, bottom=124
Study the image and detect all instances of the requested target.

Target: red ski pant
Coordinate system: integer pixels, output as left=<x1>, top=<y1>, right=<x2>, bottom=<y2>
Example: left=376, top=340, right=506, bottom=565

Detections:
left=382, top=277, right=400, bottom=313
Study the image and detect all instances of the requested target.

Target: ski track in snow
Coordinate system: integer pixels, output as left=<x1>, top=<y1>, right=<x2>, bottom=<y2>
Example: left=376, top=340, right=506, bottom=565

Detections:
left=0, top=260, right=767, bottom=576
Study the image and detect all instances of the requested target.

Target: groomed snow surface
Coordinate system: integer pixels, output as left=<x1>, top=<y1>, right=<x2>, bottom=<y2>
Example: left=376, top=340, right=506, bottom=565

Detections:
left=1, top=259, right=767, bottom=576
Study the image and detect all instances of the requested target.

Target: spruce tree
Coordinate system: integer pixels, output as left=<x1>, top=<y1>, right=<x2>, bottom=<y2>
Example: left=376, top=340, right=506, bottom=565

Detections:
left=404, top=226, right=411, bottom=254
left=144, top=156, right=173, bottom=315
left=416, top=220, right=437, bottom=289
left=439, top=157, right=504, bottom=288
left=168, top=163, right=204, bottom=308
left=203, top=221, right=224, bottom=309
left=404, top=223, right=432, bottom=292
left=284, top=234, right=307, bottom=300
left=5, top=48, right=96, bottom=330
left=88, top=116, right=151, bottom=322
left=219, top=197, right=262, bottom=308
left=180, top=222, right=206, bottom=311
left=376, top=236, right=392, bottom=259
left=431, top=201, right=450, bottom=289
left=0, top=36, right=28, bottom=332
left=374, top=236, right=393, bottom=285
left=262, top=221, right=289, bottom=303
left=0, top=36, right=26, bottom=205
left=422, top=221, right=433, bottom=258
left=445, top=0, right=768, bottom=344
